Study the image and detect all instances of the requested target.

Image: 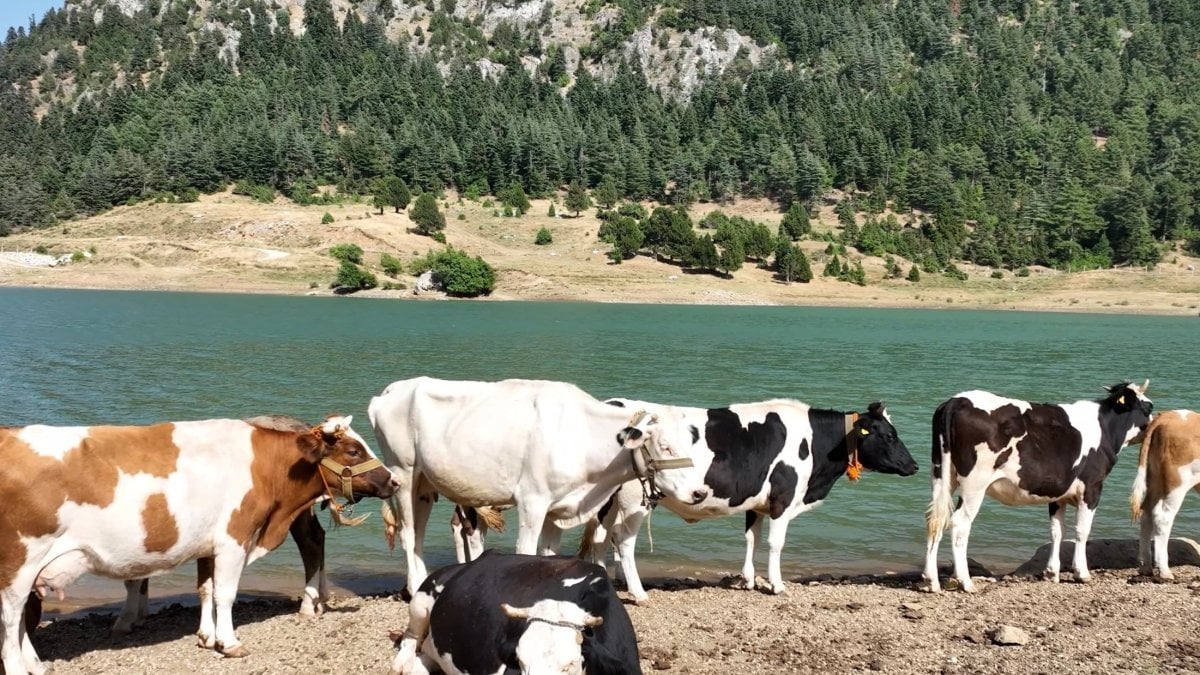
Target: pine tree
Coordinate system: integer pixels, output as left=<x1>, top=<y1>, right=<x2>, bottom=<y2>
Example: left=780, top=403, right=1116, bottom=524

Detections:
left=410, top=192, right=446, bottom=236
left=779, top=202, right=811, bottom=241
left=593, top=175, right=619, bottom=209
left=823, top=255, right=842, bottom=278
left=564, top=179, right=591, bottom=216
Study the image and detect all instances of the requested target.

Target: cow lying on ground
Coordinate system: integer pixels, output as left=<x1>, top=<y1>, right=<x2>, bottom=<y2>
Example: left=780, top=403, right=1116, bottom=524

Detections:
left=370, top=377, right=710, bottom=596
left=923, top=381, right=1152, bottom=593
left=0, top=414, right=397, bottom=675
left=1131, top=409, right=1200, bottom=579
left=580, top=397, right=918, bottom=600
left=389, top=550, right=641, bottom=675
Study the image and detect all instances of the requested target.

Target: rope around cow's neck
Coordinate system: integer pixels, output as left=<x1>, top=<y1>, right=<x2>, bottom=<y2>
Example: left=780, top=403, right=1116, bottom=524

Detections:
left=316, top=461, right=371, bottom=527
left=845, top=412, right=863, bottom=481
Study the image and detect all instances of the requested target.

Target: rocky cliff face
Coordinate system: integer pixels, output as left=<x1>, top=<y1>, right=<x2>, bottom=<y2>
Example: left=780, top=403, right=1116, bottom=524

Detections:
left=58, top=0, right=775, bottom=100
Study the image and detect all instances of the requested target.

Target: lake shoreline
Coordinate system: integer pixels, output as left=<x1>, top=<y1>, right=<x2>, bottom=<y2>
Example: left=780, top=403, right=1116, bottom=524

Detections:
left=2, top=277, right=1196, bottom=318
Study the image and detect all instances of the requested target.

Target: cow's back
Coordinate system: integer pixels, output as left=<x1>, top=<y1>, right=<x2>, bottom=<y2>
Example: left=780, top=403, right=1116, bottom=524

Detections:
left=0, top=419, right=260, bottom=582
left=425, top=551, right=640, bottom=675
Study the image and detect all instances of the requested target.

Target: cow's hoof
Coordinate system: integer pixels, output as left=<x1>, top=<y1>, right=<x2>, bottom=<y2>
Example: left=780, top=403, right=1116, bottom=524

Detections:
left=957, top=579, right=977, bottom=593
left=731, top=576, right=753, bottom=591
left=1155, top=569, right=1175, bottom=581
left=196, top=633, right=216, bottom=650
left=1075, top=572, right=1092, bottom=584
left=632, top=594, right=650, bottom=606
left=768, top=583, right=788, bottom=595
left=1042, top=570, right=1060, bottom=584
left=220, top=644, right=250, bottom=658
left=111, top=624, right=134, bottom=636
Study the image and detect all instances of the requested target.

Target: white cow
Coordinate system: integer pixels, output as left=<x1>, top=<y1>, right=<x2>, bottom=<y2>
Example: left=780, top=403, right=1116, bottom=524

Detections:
left=369, top=377, right=711, bottom=596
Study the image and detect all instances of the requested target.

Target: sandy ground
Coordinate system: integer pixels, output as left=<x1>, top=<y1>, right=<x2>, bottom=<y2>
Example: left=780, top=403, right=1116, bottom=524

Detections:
left=27, top=562, right=1200, bottom=674
left=1, top=190, right=1198, bottom=316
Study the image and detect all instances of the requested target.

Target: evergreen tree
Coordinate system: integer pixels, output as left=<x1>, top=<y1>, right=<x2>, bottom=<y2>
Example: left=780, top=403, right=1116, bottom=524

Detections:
left=593, top=175, right=619, bottom=209
left=823, top=255, right=842, bottom=278
left=718, top=237, right=744, bottom=276
left=779, top=202, right=811, bottom=241
left=687, top=233, right=719, bottom=270
left=564, top=179, right=591, bottom=216
left=411, top=192, right=446, bottom=236
left=373, top=175, right=410, bottom=214
left=774, top=238, right=812, bottom=283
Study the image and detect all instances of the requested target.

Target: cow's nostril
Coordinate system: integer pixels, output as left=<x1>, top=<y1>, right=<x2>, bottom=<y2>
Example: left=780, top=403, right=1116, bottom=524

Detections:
left=692, top=490, right=709, bottom=503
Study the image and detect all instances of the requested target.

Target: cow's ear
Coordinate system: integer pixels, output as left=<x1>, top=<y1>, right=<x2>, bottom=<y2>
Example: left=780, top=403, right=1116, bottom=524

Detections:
left=296, top=429, right=327, bottom=464
left=617, top=427, right=644, bottom=449
left=867, top=401, right=886, bottom=418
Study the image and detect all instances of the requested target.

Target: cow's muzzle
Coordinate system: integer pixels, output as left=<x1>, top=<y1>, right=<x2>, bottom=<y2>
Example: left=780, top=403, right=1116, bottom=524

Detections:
left=320, top=457, right=386, bottom=501
left=631, top=446, right=694, bottom=503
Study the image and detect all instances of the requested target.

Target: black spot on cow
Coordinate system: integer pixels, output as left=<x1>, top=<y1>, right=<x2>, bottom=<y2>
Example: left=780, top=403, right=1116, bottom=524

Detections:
left=1012, top=405, right=1086, bottom=498
left=797, top=437, right=810, bottom=461
left=993, top=448, right=1012, bottom=470
left=606, top=400, right=626, bottom=408
left=802, top=410, right=854, bottom=505
left=767, top=463, right=797, bottom=519
left=689, top=425, right=700, bottom=445
left=702, top=408, right=788, bottom=508
left=745, top=511, right=757, bottom=531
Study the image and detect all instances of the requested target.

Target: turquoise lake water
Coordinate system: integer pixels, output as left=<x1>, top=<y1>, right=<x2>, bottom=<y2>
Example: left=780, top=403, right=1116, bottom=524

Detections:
left=1, top=287, right=1196, bottom=616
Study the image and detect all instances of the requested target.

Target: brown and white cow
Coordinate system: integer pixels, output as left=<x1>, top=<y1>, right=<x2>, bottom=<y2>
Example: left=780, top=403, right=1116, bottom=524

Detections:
left=923, top=381, right=1152, bottom=593
left=0, top=414, right=397, bottom=675
left=1130, top=409, right=1200, bottom=579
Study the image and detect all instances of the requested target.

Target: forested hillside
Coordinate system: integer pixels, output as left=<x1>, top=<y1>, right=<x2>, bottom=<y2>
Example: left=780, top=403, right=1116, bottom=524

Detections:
left=3, top=0, right=1200, bottom=274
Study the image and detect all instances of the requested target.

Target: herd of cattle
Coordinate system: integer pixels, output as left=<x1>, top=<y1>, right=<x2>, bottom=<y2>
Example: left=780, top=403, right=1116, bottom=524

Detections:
left=3, top=375, right=1197, bottom=674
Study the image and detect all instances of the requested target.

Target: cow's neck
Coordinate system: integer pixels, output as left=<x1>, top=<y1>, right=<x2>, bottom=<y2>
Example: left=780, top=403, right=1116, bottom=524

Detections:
left=1096, top=401, right=1135, bottom=456
left=236, top=434, right=330, bottom=554
left=801, top=408, right=854, bottom=505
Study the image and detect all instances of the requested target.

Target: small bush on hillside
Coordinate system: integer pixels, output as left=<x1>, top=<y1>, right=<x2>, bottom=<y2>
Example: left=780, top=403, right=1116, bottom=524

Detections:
left=1016, top=267, right=1031, bottom=277
left=410, top=247, right=496, bottom=297
left=233, top=180, right=275, bottom=204
left=333, top=260, right=377, bottom=292
left=535, top=227, right=553, bottom=245
left=177, top=187, right=199, bottom=203
left=328, top=243, right=364, bottom=264
left=432, top=231, right=446, bottom=244
left=991, top=270, right=1004, bottom=279
left=321, top=212, right=334, bottom=224
left=380, top=252, right=404, bottom=277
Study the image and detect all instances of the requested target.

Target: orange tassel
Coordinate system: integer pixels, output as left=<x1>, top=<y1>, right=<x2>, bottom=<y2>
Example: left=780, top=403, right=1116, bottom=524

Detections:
left=847, top=459, right=863, bottom=481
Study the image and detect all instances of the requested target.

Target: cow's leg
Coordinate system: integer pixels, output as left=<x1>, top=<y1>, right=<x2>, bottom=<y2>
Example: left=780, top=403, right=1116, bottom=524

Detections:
left=614, top=507, right=648, bottom=604
left=394, top=476, right=430, bottom=596
left=451, top=507, right=468, bottom=564
left=1044, top=501, right=1066, bottom=583
left=1138, top=504, right=1155, bottom=576
left=515, top=498, right=550, bottom=555
left=211, top=547, right=251, bottom=658
left=411, top=490, right=435, bottom=587
left=539, top=522, right=563, bottom=556
left=1071, top=497, right=1098, bottom=583
left=390, top=584, right=436, bottom=675
left=765, top=515, right=794, bottom=595
left=291, top=509, right=327, bottom=616
left=949, top=489, right=985, bottom=593
left=195, top=556, right=217, bottom=650
left=3, top=580, right=44, bottom=675
left=467, top=516, right=486, bottom=561
left=1149, top=483, right=1191, bottom=580
left=113, top=579, right=148, bottom=634
left=737, top=512, right=763, bottom=590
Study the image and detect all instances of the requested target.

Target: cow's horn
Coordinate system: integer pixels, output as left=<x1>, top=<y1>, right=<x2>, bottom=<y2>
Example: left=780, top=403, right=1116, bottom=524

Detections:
left=1138, top=378, right=1150, bottom=393
left=583, top=614, right=604, bottom=628
left=501, top=603, right=530, bottom=619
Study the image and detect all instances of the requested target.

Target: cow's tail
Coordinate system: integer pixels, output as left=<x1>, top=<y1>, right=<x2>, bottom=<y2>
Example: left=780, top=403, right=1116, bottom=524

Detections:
left=476, top=505, right=507, bottom=533
left=381, top=497, right=399, bottom=550
left=1130, top=418, right=1160, bottom=523
left=925, top=401, right=956, bottom=541
left=578, top=517, right=599, bottom=561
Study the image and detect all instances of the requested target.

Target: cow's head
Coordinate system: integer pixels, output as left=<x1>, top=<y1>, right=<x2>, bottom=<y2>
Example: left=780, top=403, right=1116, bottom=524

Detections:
left=301, top=415, right=398, bottom=502
left=1100, top=380, right=1153, bottom=446
left=617, top=410, right=709, bottom=505
left=852, top=402, right=918, bottom=476
left=502, top=600, right=602, bottom=675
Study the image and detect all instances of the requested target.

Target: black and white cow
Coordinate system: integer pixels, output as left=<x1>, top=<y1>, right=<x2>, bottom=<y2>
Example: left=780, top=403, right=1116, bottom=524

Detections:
left=581, top=398, right=918, bottom=600
left=922, top=381, right=1153, bottom=593
left=389, top=550, right=641, bottom=675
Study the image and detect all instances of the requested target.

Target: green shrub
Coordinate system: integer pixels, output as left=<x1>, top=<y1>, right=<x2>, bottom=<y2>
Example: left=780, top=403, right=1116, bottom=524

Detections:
left=547, top=203, right=556, bottom=217
left=990, top=270, right=1004, bottom=279
left=1016, top=267, right=1031, bottom=277
left=535, top=227, right=552, bottom=245
left=333, top=260, right=377, bottom=292
left=503, top=204, right=514, bottom=217
left=411, top=247, right=496, bottom=297
left=457, top=213, right=466, bottom=220
left=432, top=231, right=446, bottom=244
left=482, top=199, right=494, bottom=208
left=34, top=245, right=49, bottom=254
left=328, top=243, right=364, bottom=264
left=907, top=266, right=920, bottom=282
left=71, top=251, right=85, bottom=263
left=233, top=180, right=275, bottom=204
left=411, top=193, right=447, bottom=236
left=380, top=252, right=404, bottom=277
left=177, top=187, right=199, bottom=203
left=321, top=212, right=334, bottom=224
